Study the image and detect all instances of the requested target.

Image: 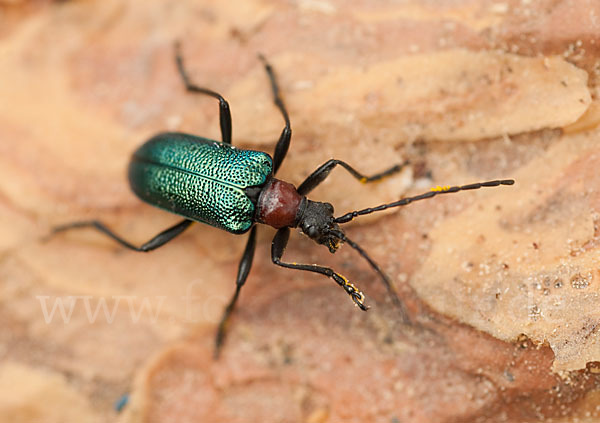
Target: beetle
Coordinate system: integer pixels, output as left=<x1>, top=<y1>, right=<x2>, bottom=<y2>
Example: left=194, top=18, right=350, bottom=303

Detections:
left=53, top=44, right=514, bottom=356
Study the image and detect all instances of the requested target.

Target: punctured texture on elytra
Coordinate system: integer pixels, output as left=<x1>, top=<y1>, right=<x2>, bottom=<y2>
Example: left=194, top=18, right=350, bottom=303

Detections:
left=128, top=133, right=273, bottom=233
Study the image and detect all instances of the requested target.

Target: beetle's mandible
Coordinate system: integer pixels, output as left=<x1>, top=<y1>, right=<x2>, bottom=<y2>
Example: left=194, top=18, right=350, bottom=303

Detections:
left=52, top=44, right=515, bottom=357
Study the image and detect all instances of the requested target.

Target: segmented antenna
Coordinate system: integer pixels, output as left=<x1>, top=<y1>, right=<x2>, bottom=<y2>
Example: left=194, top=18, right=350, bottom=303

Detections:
left=335, top=179, right=515, bottom=224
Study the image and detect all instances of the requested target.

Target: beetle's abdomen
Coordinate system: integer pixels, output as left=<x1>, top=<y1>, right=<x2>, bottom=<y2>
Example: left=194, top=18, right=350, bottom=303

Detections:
left=128, top=132, right=273, bottom=234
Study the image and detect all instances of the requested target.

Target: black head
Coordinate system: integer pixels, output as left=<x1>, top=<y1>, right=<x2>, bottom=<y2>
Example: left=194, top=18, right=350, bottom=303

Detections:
left=298, top=200, right=342, bottom=253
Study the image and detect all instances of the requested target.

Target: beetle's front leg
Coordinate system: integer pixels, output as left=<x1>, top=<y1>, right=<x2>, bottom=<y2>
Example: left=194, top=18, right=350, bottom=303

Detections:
left=297, top=159, right=409, bottom=196
left=271, top=228, right=368, bottom=310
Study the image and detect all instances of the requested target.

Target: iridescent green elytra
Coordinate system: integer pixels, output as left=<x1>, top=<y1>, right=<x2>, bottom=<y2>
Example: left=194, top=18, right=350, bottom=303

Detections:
left=128, top=132, right=273, bottom=234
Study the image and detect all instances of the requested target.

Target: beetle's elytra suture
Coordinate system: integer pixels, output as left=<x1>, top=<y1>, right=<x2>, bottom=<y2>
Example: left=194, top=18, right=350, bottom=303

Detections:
left=53, top=44, right=515, bottom=357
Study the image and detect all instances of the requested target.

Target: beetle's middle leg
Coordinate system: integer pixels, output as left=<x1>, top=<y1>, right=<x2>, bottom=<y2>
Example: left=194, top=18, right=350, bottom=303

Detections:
left=258, top=55, right=292, bottom=175
left=174, top=42, right=233, bottom=145
left=51, top=219, right=193, bottom=252
left=214, top=225, right=258, bottom=358
left=297, top=159, right=409, bottom=196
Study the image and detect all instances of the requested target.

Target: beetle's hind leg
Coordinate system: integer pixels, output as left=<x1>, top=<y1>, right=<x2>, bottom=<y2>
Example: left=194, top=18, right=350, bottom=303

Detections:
left=214, top=226, right=258, bottom=358
left=174, top=42, right=233, bottom=145
left=271, top=228, right=368, bottom=310
left=258, top=55, right=292, bottom=175
left=50, top=219, right=193, bottom=252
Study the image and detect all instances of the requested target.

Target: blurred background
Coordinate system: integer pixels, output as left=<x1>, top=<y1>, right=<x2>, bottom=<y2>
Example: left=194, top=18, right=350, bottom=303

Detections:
left=1, top=0, right=599, bottom=422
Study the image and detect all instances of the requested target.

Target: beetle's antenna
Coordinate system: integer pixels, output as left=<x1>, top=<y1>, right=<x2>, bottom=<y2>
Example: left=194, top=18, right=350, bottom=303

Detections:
left=334, top=179, right=514, bottom=224
left=328, top=229, right=411, bottom=324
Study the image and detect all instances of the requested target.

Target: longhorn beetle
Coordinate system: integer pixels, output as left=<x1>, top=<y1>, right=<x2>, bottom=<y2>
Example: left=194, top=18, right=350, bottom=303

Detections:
left=52, top=44, right=514, bottom=357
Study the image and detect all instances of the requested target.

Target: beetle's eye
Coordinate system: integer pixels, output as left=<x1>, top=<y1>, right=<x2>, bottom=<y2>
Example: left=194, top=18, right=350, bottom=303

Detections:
left=307, top=226, right=318, bottom=238
left=324, top=203, right=334, bottom=214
